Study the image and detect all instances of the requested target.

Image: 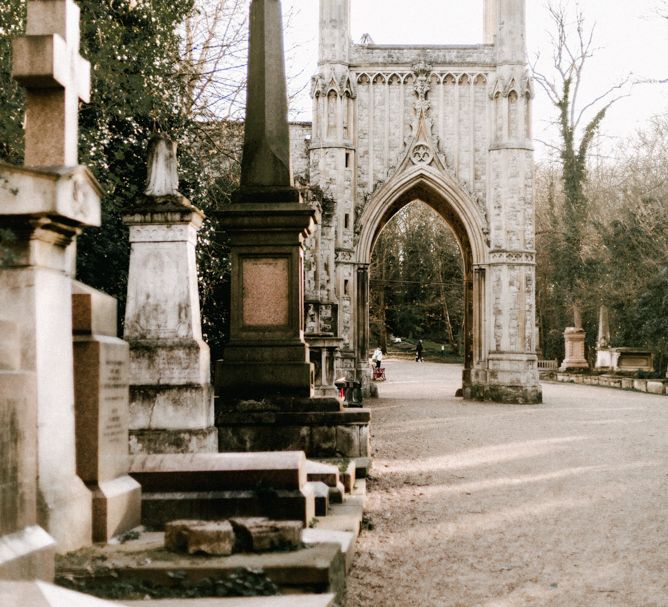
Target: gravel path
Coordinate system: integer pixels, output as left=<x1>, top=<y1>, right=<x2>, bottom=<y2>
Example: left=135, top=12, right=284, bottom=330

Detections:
left=346, top=360, right=668, bottom=607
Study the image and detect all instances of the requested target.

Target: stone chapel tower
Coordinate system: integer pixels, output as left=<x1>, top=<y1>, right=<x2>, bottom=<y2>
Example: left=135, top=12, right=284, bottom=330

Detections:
left=305, top=0, right=542, bottom=403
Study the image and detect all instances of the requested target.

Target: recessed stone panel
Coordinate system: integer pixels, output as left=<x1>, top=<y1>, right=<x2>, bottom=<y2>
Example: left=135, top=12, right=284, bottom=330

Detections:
left=242, top=258, right=289, bottom=327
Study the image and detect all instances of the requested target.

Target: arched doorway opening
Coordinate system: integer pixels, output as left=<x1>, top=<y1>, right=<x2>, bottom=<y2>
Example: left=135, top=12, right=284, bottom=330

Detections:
left=355, top=166, right=489, bottom=394
left=369, top=201, right=465, bottom=365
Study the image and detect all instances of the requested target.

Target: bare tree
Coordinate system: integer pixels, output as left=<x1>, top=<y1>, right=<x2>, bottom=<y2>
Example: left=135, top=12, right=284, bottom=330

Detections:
left=531, top=2, right=631, bottom=299
left=179, top=0, right=250, bottom=122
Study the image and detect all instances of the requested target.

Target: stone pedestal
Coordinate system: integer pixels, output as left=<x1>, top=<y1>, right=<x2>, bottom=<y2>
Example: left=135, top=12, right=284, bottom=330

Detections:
left=0, top=163, right=100, bottom=553
left=560, top=327, right=589, bottom=371
left=0, top=321, right=55, bottom=581
left=215, top=198, right=317, bottom=400
left=306, top=334, right=343, bottom=397
left=123, top=199, right=217, bottom=454
left=72, top=283, right=141, bottom=542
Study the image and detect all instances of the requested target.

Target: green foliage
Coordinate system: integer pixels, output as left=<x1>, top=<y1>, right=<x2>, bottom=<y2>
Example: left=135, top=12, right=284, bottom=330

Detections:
left=370, top=202, right=464, bottom=351
left=0, top=0, right=25, bottom=164
left=76, top=0, right=196, bottom=308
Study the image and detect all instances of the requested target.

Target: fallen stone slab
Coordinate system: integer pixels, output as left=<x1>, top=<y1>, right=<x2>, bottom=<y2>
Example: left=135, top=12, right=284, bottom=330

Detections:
left=164, top=520, right=235, bottom=556
left=118, top=594, right=337, bottom=606
left=229, top=518, right=302, bottom=552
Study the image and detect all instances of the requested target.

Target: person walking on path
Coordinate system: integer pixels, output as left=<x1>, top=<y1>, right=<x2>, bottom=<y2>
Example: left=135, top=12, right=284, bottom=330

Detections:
left=372, top=346, right=383, bottom=369
left=415, top=340, right=424, bottom=362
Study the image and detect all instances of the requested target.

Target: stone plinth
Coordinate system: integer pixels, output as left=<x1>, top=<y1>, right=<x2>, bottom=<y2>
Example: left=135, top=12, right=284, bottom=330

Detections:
left=0, top=320, right=56, bottom=581
left=0, top=163, right=100, bottom=553
left=216, top=399, right=371, bottom=459
left=560, top=327, right=589, bottom=371
left=306, top=333, right=343, bottom=397
left=469, top=353, right=543, bottom=405
left=215, top=199, right=317, bottom=401
left=123, top=199, right=217, bottom=454
left=72, top=283, right=141, bottom=543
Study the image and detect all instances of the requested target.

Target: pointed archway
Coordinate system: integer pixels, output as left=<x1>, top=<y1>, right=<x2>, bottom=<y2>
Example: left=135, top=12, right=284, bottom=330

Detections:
left=355, top=164, right=489, bottom=393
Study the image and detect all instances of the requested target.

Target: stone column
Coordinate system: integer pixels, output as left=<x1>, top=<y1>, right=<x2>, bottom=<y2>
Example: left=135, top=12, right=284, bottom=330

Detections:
left=1, top=0, right=100, bottom=551
left=72, top=283, right=141, bottom=542
left=0, top=321, right=55, bottom=580
left=123, top=136, right=217, bottom=454
left=216, top=0, right=317, bottom=401
left=474, top=0, right=542, bottom=403
left=355, top=265, right=370, bottom=378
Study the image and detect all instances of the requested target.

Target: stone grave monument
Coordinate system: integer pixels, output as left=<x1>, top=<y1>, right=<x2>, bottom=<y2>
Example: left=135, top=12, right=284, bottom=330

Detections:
left=214, top=0, right=370, bottom=460
left=123, top=135, right=217, bottom=454
left=72, top=283, right=141, bottom=542
left=0, top=0, right=100, bottom=552
left=594, top=305, right=654, bottom=374
left=0, top=320, right=55, bottom=580
left=560, top=307, right=589, bottom=371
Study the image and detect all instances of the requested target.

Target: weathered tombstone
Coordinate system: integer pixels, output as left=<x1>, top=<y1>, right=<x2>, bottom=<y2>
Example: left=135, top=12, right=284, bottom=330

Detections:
left=72, top=283, right=141, bottom=542
left=214, top=0, right=370, bottom=459
left=0, top=321, right=55, bottom=580
left=560, top=306, right=589, bottom=371
left=0, top=0, right=100, bottom=551
left=123, top=135, right=217, bottom=454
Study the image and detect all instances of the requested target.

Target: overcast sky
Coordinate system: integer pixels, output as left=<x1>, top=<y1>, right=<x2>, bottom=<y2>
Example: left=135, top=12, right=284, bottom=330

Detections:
left=283, top=0, right=668, bottom=161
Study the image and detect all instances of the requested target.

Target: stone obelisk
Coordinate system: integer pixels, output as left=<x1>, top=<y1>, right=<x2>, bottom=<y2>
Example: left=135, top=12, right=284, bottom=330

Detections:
left=215, top=0, right=318, bottom=400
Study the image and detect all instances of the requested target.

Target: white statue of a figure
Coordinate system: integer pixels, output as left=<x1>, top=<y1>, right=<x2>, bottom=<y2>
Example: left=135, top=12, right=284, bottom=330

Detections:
left=145, top=134, right=179, bottom=196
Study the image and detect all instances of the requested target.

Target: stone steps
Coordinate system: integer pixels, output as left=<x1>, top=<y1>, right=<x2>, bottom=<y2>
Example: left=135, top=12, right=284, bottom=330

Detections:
left=55, top=478, right=367, bottom=605
left=129, top=452, right=315, bottom=526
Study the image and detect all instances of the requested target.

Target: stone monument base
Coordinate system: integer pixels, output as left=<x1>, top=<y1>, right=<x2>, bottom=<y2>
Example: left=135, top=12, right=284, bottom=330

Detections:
left=129, top=427, right=219, bottom=455
left=216, top=397, right=370, bottom=458
left=88, top=477, right=141, bottom=543
left=0, top=526, right=55, bottom=582
left=595, top=348, right=653, bottom=374
left=468, top=354, right=543, bottom=404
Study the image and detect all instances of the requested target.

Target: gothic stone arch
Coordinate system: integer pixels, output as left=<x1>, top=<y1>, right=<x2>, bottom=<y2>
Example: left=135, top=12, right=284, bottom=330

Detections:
left=301, top=0, right=542, bottom=403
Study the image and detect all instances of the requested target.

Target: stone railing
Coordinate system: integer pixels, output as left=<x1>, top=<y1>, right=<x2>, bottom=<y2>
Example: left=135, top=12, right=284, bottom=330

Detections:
left=537, top=360, right=558, bottom=370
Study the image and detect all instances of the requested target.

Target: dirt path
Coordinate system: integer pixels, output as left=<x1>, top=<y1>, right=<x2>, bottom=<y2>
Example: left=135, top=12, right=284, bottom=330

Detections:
left=346, top=360, right=668, bottom=606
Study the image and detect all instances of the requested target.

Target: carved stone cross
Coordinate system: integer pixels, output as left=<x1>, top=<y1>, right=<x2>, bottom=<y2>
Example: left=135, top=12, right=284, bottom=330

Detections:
left=12, top=0, right=91, bottom=167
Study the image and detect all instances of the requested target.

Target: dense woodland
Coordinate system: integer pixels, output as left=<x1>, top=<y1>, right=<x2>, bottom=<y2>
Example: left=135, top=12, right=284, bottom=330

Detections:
left=0, top=1, right=666, bottom=375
